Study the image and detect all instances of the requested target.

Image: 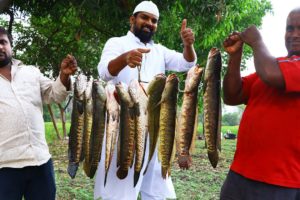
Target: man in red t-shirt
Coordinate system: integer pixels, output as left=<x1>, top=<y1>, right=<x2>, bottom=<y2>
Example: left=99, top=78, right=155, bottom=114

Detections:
left=221, top=7, right=300, bottom=200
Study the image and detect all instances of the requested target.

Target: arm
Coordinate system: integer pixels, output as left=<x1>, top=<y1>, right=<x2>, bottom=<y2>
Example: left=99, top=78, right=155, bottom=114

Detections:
left=240, top=25, right=285, bottom=89
left=223, top=32, right=245, bottom=105
left=108, top=48, right=150, bottom=76
left=40, top=55, right=77, bottom=104
left=60, top=54, right=78, bottom=90
left=180, top=19, right=196, bottom=62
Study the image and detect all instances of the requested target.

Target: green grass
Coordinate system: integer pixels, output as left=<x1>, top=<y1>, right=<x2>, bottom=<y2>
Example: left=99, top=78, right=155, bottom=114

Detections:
left=46, top=124, right=237, bottom=200
left=197, top=124, right=239, bottom=135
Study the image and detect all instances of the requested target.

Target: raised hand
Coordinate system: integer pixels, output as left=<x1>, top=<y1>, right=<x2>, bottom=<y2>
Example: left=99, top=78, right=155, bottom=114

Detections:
left=223, top=32, right=244, bottom=55
left=60, top=54, right=78, bottom=75
left=180, top=19, right=195, bottom=47
left=240, top=25, right=262, bottom=47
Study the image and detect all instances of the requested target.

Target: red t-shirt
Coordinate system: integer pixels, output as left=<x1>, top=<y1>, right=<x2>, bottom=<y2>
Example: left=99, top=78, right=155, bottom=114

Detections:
left=231, top=55, right=300, bottom=188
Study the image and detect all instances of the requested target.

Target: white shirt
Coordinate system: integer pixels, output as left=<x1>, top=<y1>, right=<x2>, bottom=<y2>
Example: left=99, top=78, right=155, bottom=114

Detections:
left=95, top=31, right=196, bottom=200
left=98, top=31, right=196, bottom=85
left=0, top=59, right=69, bottom=169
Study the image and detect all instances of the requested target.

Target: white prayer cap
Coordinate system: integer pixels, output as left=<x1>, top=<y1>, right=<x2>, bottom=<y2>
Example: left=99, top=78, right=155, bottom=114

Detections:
left=133, top=1, right=159, bottom=19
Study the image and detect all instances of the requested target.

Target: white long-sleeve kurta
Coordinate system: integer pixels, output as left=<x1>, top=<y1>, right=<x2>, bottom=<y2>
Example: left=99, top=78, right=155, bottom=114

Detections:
left=0, top=59, right=69, bottom=169
left=95, top=31, right=196, bottom=200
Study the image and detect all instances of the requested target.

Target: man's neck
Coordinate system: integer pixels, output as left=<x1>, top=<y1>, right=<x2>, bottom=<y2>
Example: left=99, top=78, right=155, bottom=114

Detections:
left=0, top=63, right=12, bottom=81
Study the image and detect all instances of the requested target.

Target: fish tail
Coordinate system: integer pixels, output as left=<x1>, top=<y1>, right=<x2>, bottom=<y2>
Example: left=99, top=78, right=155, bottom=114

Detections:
left=177, top=154, right=192, bottom=170
left=208, top=150, right=219, bottom=168
left=134, top=171, right=141, bottom=187
left=67, top=162, right=79, bottom=179
left=116, top=168, right=128, bottom=179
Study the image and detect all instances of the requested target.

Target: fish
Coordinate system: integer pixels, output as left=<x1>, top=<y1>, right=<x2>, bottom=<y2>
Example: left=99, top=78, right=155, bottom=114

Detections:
left=203, top=47, right=222, bottom=168
left=144, top=74, right=166, bottom=174
left=128, top=80, right=148, bottom=187
left=67, top=74, right=87, bottom=179
left=116, top=82, right=136, bottom=180
left=88, top=80, right=107, bottom=178
left=158, top=74, right=179, bottom=179
left=177, top=65, right=203, bottom=169
left=83, top=77, right=94, bottom=177
left=104, top=83, right=120, bottom=185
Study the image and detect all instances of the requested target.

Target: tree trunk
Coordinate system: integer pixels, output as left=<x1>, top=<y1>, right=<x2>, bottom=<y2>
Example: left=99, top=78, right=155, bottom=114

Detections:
left=47, top=104, right=61, bottom=140
left=58, top=103, right=67, bottom=139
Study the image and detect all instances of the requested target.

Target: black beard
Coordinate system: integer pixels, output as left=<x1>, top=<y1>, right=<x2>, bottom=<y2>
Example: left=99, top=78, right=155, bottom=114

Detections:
left=0, top=56, right=11, bottom=68
left=133, top=25, right=154, bottom=43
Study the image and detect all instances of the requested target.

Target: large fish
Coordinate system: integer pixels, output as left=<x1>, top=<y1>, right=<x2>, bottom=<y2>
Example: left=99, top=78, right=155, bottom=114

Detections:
left=116, top=83, right=136, bottom=180
left=158, top=74, right=179, bottom=179
left=88, top=80, right=107, bottom=178
left=144, top=74, right=166, bottom=174
left=203, top=47, right=222, bottom=168
left=128, top=80, right=148, bottom=187
left=83, top=77, right=94, bottom=177
left=68, top=74, right=87, bottom=179
left=104, top=83, right=120, bottom=185
left=177, top=65, right=203, bottom=169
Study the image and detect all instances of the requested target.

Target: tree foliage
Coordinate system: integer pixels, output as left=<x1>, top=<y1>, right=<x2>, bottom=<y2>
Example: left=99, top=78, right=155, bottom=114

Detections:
left=0, top=0, right=272, bottom=109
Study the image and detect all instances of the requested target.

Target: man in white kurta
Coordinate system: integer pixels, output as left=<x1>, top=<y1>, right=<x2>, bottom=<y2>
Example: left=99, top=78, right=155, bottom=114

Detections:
left=95, top=1, right=197, bottom=200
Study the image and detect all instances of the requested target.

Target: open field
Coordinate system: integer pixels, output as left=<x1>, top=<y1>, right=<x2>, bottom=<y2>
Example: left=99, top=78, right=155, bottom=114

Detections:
left=46, top=122, right=237, bottom=200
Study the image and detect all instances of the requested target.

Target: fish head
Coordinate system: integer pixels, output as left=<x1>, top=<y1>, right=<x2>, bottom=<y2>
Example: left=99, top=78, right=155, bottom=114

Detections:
left=75, top=74, right=87, bottom=99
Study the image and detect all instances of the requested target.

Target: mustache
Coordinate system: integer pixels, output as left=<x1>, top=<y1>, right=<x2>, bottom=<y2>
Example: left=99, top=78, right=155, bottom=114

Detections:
left=141, top=25, right=154, bottom=32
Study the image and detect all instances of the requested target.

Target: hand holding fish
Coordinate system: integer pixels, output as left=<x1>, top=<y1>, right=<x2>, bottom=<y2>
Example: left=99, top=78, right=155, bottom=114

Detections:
left=223, top=32, right=244, bottom=55
left=60, top=54, right=78, bottom=89
left=180, top=19, right=195, bottom=47
left=126, top=48, right=150, bottom=68
left=240, top=25, right=263, bottom=48
left=60, top=54, right=78, bottom=75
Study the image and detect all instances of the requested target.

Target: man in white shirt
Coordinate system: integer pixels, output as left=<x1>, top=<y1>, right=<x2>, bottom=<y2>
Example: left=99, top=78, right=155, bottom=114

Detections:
left=0, top=26, right=77, bottom=200
left=95, top=1, right=197, bottom=200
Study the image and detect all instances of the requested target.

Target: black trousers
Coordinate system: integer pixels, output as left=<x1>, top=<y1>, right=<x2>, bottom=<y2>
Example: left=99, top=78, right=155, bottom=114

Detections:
left=0, top=159, right=56, bottom=200
left=220, top=170, right=300, bottom=200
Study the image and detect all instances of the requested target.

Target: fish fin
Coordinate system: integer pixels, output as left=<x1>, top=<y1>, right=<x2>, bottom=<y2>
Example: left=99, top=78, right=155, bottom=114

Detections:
left=67, top=162, right=79, bottom=179
left=161, top=167, right=167, bottom=179
left=217, top=99, right=222, bottom=152
left=190, top=107, right=199, bottom=154
left=134, top=171, right=141, bottom=187
left=104, top=171, right=108, bottom=186
left=208, top=150, right=219, bottom=168
left=89, top=165, right=97, bottom=179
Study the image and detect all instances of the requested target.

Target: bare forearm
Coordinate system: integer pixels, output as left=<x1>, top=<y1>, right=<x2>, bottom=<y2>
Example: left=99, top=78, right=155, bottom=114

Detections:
left=223, top=52, right=244, bottom=105
left=251, top=41, right=285, bottom=89
left=60, top=73, right=71, bottom=90
left=107, top=52, right=128, bottom=76
left=183, top=45, right=196, bottom=62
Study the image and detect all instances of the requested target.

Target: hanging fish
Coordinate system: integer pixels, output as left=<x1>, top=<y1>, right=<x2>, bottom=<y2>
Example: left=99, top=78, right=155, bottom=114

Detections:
left=67, top=74, right=87, bottom=179
left=158, top=74, right=179, bottom=179
left=88, top=80, right=107, bottom=178
left=177, top=65, right=203, bottom=169
left=203, top=47, right=222, bottom=168
left=128, top=79, right=148, bottom=187
left=144, top=74, right=166, bottom=174
left=116, top=83, right=136, bottom=180
left=104, top=83, right=120, bottom=185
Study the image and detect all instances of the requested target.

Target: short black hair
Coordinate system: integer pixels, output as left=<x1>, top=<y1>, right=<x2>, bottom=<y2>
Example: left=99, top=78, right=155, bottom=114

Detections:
left=0, top=26, right=13, bottom=46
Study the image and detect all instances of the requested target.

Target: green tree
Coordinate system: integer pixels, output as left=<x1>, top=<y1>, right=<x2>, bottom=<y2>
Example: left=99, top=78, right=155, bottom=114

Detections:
left=222, top=112, right=239, bottom=126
